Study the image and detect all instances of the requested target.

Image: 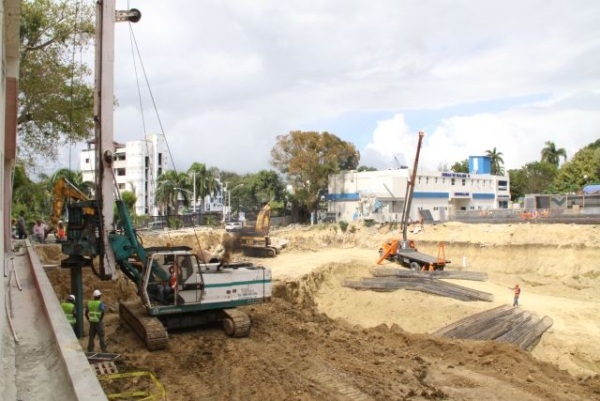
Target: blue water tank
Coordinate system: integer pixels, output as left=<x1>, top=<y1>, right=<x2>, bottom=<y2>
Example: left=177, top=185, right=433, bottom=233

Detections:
left=469, top=156, right=491, bottom=175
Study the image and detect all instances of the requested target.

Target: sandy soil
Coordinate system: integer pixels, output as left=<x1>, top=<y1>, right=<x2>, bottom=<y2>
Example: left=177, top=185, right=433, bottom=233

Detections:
left=38, top=221, right=600, bottom=400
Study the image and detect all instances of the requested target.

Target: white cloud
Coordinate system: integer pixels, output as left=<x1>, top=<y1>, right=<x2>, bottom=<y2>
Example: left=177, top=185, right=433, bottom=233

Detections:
left=61, top=0, right=600, bottom=175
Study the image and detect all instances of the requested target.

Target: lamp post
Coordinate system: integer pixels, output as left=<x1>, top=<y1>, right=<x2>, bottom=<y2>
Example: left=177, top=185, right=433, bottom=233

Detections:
left=228, top=184, right=244, bottom=222
left=175, top=187, right=194, bottom=226
left=192, top=171, right=196, bottom=214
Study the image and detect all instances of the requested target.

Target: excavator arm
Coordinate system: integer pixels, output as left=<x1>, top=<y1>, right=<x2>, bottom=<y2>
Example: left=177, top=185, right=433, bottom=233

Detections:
left=255, top=203, right=272, bottom=234
left=108, top=200, right=170, bottom=284
left=50, top=178, right=91, bottom=226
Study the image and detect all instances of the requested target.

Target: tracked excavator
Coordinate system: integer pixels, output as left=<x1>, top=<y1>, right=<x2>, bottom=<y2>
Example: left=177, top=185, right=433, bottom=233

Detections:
left=239, top=203, right=279, bottom=257
left=62, top=195, right=272, bottom=350
left=377, top=132, right=451, bottom=271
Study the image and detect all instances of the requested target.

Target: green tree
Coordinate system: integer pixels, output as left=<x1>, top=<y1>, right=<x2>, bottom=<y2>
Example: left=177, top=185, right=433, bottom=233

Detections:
left=485, top=147, right=505, bottom=175
left=11, top=164, right=46, bottom=220
left=451, top=159, right=469, bottom=173
left=508, top=162, right=558, bottom=200
left=155, top=170, right=189, bottom=215
left=19, top=0, right=95, bottom=166
left=237, top=170, right=286, bottom=214
left=541, top=141, right=567, bottom=166
left=357, top=165, right=378, bottom=172
left=121, top=191, right=137, bottom=216
left=270, top=131, right=359, bottom=222
left=550, top=143, right=600, bottom=193
left=188, top=163, right=220, bottom=213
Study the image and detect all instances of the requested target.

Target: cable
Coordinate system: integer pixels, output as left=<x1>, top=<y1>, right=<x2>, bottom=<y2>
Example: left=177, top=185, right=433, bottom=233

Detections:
left=126, top=24, right=178, bottom=174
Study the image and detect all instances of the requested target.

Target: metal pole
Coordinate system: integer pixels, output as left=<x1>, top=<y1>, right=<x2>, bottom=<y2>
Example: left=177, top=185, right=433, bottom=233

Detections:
left=193, top=171, right=196, bottom=214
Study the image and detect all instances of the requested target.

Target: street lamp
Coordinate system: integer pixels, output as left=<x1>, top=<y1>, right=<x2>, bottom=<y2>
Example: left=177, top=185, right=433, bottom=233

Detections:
left=227, top=183, right=244, bottom=222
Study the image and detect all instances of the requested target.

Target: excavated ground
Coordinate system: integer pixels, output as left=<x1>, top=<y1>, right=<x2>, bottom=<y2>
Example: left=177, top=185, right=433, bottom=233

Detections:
left=37, top=222, right=600, bottom=401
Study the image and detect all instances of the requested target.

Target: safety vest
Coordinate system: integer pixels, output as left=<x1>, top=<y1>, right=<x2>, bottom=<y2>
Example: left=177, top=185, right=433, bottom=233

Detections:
left=87, top=300, right=103, bottom=323
left=62, top=302, right=75, bottom=325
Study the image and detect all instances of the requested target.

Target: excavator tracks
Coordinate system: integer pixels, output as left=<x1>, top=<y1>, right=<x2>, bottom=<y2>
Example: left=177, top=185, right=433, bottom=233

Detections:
left=119, top=301, right=169, bottom=351
left=222, top=309, right=251, bottom=338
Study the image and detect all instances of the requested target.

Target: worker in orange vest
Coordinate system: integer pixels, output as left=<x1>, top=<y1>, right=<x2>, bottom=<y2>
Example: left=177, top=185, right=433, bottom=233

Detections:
left=510, top=284, right=521, bottom=307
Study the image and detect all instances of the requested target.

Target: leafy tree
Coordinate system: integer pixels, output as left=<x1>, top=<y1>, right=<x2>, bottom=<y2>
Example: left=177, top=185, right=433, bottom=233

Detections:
left=236, top=170, right=286, bottom=214
left=550, top=144, right=600, bottom=193
left=357, top=165, right=378, bottom=172
left=121, top=191, right=137, bottom=216
left=270, top=131, right=359, bottom=221
left=19, top=0, right=95, bottom=167
left=485, top=147, right=505, bottom=175
left=451, top=159, right=469, bottom=173
left=509, top=162, right=558, bottom=200
left=12, top=164, right=46, bottom=222
left=541, top=141, right=567, bottom=166
left=507, top=168, right=526, bottom=201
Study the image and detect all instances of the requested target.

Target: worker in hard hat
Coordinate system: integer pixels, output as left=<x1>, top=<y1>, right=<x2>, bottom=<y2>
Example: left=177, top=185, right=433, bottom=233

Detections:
left=61, top=294, right=77, bottom=332
left=85, top=289, right=107, bottom=353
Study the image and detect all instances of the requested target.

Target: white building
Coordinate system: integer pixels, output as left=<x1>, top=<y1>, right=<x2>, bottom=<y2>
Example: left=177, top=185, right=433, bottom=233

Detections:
left=326, top=156, right=510, bottom=223
left=80, top=134, right=170, bottom=216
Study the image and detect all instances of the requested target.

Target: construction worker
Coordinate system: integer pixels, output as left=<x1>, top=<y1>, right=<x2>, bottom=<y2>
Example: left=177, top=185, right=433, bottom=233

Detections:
left=61, top=294, right=77, bottom=331
left=85, top=289, right=107, bottom=353
left=510, top=284, right=521, bottom=307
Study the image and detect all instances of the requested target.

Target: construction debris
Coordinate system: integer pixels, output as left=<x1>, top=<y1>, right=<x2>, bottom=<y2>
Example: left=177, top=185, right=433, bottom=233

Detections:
left=432, top=305, right=554, bottom=351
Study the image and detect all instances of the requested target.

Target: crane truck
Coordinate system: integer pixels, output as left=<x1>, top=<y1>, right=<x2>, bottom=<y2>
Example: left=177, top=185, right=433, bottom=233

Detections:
left=61, top=196, right=272, bottom=350
left=376, top=131, right=451, bottom=271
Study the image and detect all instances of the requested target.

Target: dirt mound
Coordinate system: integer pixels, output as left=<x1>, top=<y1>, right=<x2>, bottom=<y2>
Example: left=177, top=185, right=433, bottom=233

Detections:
left=38, top=222, right=600, bottom=400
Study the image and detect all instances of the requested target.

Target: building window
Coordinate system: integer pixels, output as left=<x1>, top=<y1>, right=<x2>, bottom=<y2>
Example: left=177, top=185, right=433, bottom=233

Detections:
left=451, top=178, right=455, bottom=186
left=435, top=177, right=438, bottom=184
left=85, top=158, right=89, bottom=164
left=425, top=177, right=429, bottom=184
left=462, top=179, right=466, bottom=186
left=118, top=183, right=125, bottom=189
left=116, top=168, right=126, bottom=176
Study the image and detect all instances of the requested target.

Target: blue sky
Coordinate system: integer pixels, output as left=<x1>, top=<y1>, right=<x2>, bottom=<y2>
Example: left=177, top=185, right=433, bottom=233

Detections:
left=53, top=0, right=600, bottom=175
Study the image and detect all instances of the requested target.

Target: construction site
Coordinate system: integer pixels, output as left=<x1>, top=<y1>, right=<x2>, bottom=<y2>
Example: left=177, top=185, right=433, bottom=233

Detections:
left=1, top=2, right=599, bottom=400
left=3, top=219, right=595, bottom=401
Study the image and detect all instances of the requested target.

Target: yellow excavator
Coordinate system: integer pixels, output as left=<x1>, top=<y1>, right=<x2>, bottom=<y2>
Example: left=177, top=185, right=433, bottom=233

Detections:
left=239, top=203, right=279, bottom=257
left=47, top=178, right=93, bottom=240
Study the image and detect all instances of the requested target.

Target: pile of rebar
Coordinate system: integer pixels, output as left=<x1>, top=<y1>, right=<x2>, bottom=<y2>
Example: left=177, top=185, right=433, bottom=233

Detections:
left=342, top=270, right=493, bottom=302
left=371, top=268, right=488, bottom=282
left=432, top=305, right=554, bottom=351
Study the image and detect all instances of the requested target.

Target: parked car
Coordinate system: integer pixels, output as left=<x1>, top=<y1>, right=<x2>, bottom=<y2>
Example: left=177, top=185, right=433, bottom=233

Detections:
left=149, top=220, right=168, bottom=230
left=224, top=221, right=243, bottom=232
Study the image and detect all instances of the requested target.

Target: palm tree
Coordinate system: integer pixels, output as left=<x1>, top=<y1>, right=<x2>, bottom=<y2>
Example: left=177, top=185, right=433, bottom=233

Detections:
left=188, top=163, right=221, bottom=213
left=541, top=141, right=567, bottom=166
left=155, top=170, right=190, bottom=215
left=485, top=147, right=505, bottom=175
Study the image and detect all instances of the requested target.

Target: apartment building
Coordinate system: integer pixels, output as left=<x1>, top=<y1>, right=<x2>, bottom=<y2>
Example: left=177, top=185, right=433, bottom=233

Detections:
left=80, top=134, right=169, bottom=216
left=326, top=156, right=510, bottom=223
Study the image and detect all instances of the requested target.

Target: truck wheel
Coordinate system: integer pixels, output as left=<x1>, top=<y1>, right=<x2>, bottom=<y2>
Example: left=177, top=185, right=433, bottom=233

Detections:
left=410, top=262, right=420, bottom=271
